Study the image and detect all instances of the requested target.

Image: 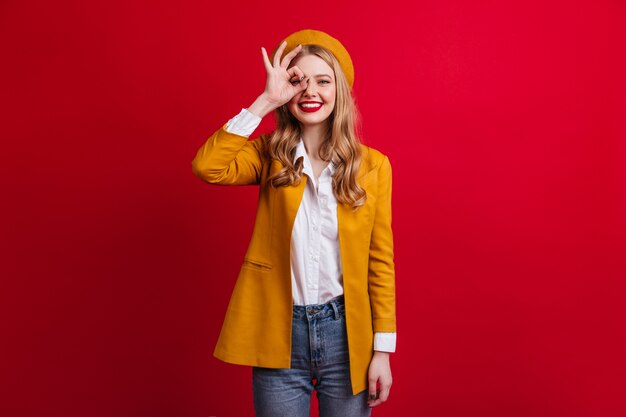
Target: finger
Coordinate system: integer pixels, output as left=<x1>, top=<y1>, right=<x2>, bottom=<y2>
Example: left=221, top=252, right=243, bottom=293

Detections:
left=273, top=40, right=287, bottom=68
left=368, top=382, right=391, bottom=407
left=260, top=47, right=272, bottom=73
left=288, top=79, right=308, bottom=98
left=280, top=44, right=302, bottom=68
left=287, top=66, right=304, bottom=82
left=368, top=398, right=384, bottom=408
left=367, top=387, right=385, bottom=408
left=367, top=378, right=379, bottom=403
left=301, top=78, right=309, bottom=91
left=292, top=77, right=308, bottom=94
left=378, top=384, right=391, bottom=402
left=287, top=68, right=308, bottom=92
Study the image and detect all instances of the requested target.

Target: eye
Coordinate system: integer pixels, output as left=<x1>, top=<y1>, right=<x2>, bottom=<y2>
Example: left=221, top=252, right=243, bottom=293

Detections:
left=320, top=80, right=330, bottom=84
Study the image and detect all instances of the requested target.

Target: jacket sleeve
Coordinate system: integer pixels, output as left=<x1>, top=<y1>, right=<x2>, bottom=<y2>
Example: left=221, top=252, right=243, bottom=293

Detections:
left=368, top=155, right=397, bottom=333
left=191, top=123, right=267, bottom=186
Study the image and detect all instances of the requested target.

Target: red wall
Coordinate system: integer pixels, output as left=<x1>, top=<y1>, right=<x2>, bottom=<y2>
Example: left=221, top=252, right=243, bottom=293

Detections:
left=1, top=1, right=625, bottom=416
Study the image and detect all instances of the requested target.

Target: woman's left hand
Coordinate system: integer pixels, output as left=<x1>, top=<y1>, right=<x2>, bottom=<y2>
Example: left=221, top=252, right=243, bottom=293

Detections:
left=367, top=351, right=393, bottom=408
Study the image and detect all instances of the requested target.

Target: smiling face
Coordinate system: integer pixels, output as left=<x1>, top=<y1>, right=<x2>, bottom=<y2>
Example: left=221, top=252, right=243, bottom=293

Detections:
left=287, top=54, right=337, bottom=128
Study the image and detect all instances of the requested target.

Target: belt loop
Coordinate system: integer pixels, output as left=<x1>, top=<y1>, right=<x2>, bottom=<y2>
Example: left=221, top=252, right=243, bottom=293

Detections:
left=331, top=299, right=339, bottom=320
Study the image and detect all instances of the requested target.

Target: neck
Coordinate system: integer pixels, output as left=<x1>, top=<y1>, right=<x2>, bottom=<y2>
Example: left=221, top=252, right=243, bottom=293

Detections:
left=300, top=123, right=329, bottom=161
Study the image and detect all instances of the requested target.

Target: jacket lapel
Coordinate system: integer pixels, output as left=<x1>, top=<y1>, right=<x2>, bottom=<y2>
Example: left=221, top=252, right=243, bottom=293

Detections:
left=269, top=158, right=373, bottom=239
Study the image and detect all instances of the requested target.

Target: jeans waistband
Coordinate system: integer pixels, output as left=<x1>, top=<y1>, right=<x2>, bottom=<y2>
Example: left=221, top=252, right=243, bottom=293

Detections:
left=292, top=294, right=345, bottom=321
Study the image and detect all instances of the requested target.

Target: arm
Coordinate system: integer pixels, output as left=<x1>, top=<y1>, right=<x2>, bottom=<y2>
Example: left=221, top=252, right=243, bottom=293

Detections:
left=368, top=155, right=397, bottom=334
left=191, top=40, right=311, bottom=185
left=190, top=96, right=273, bottom=186
left=367, top=159, right=397, bottom=406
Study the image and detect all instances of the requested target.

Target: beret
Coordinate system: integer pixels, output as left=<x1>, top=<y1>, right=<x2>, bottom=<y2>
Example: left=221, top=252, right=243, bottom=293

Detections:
left=270, top=29, right=354, bottom=89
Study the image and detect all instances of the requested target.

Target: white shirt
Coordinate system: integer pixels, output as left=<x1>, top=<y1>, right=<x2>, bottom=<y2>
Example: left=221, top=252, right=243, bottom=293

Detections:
left=224, top=108, right=396, bottom=352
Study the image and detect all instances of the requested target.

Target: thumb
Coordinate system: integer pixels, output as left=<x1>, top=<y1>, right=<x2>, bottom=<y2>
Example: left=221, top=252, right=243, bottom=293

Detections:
left=287, top=75, right=307, bottom=95
left=297, top=76, right=309, bottom=91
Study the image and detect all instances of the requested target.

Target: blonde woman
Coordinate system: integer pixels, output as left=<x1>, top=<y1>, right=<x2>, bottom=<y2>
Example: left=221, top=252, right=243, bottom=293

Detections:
left=192, top=29, right=397, bottom=417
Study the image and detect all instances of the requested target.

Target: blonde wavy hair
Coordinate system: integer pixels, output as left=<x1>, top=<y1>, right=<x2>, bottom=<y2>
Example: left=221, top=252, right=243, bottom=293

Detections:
left=265, top=44, right=367, bottom=211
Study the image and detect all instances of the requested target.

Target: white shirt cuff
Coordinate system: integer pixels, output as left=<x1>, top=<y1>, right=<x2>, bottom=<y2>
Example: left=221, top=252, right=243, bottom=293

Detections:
left=224, top=108, right=262, bottom=137
left=374, top=332, right=396, bottom=352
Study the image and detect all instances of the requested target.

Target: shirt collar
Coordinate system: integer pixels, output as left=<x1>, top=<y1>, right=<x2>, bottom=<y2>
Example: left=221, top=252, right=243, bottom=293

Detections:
left=293, top=137, right=336, bottom=175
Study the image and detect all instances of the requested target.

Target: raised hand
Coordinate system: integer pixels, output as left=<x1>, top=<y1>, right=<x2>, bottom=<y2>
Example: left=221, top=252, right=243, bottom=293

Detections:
left=260, top=41, right=309, bottom=107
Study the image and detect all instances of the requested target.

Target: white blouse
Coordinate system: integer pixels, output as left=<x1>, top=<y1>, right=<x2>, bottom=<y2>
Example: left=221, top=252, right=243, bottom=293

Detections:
left=224, top=108, right=396, bottom=352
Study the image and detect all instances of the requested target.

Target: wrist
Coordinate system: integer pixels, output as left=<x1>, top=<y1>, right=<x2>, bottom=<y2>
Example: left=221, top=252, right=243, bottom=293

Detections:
left=248, top=93, right=279, bottom=118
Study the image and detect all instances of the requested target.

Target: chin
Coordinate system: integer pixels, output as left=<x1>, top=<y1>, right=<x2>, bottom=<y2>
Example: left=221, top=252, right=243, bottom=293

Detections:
left=299, top=118, right=330, bottom=127
left=297, top=112, right=332, bottom=123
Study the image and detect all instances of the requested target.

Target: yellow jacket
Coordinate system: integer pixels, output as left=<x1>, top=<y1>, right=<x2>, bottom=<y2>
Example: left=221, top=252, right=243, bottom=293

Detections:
left=191, top=125, right=397, bottom=395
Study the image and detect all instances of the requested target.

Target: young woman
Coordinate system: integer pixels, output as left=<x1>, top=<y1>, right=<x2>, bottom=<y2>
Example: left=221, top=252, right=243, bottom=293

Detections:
left=192, top=29, right=397, bottom=417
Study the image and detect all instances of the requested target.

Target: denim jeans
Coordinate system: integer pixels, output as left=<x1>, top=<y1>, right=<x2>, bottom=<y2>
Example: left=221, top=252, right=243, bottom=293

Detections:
left=252, top=294, right=371, bottom=417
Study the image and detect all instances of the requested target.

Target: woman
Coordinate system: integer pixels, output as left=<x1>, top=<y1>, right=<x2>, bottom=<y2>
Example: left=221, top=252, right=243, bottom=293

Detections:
left=191, top=29, right=396, bottom=417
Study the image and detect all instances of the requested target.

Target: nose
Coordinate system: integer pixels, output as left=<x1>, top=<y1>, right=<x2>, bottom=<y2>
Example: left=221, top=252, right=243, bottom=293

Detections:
left=303, top=78, right=318, bottom=96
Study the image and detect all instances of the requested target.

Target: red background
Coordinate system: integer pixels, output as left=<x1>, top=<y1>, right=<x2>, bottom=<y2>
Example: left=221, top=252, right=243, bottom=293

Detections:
left=1, top=1, right=625, bottom=416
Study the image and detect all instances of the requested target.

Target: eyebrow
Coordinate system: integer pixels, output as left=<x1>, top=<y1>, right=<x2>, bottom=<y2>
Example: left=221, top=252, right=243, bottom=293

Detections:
left=312, top=74, right=333, bottom=78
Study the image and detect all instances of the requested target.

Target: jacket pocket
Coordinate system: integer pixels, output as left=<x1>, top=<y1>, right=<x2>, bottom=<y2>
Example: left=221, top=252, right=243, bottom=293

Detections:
left=242, top=257, right=273, bottom=271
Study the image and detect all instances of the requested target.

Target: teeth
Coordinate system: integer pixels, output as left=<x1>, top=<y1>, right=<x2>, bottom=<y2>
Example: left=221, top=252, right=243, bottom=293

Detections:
left=300, top=103, right=322, bottom=108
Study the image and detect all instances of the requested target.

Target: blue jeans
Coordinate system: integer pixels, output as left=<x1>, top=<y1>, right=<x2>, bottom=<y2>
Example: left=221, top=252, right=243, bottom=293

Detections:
left=252, top=294, right=371, bottom=417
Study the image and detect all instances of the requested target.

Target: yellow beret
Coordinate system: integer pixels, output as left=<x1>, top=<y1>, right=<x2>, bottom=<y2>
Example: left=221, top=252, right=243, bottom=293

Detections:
left=270, top=29, right=354, bottom=89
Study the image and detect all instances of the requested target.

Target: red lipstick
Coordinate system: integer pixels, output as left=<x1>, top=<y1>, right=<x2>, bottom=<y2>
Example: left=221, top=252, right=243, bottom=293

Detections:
left=298, top=101, right=323, bottom=113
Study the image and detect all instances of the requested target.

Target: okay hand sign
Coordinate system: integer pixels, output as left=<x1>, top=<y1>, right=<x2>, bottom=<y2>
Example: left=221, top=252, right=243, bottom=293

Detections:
left=260, top=41, right=309, bottom=107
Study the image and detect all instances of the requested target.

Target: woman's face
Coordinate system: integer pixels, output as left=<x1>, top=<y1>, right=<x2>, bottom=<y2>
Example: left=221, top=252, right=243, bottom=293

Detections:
left=287, top=54, right=336, bottom=128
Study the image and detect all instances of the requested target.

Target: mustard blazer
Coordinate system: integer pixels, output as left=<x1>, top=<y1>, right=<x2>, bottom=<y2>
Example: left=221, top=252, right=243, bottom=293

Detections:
left=191, top=125, right=397, bottom=395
